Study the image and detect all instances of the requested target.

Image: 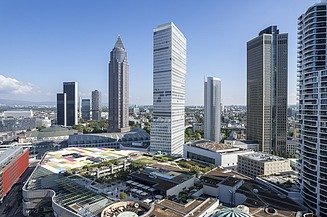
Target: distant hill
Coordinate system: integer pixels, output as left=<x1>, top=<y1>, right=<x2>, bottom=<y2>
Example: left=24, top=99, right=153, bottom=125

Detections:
left=0, top=98, right=55, bottom=106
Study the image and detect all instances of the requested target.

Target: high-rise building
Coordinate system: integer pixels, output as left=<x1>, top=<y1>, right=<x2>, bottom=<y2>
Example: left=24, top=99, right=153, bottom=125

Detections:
left=57, top=93, right=66, bottom=126
left=204, top=77, right=221, bottom=142
left=150, top=22, right=187, bottom=155
left=63, top=82, right=78, bottom=126
left=92, top=90, right=102, bottom=121
left=108, top=36, right=130, bottom=133
left=57, top=82, right=78, bottom=127
left=81, top=99, right=91, bottom=121
left=298, top=2, right=327, bottom=216
left=247, top=26, right=288, bottom=156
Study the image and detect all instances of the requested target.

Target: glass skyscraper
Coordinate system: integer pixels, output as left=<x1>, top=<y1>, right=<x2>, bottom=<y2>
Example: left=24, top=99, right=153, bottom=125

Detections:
left=247, top=26, right=288, bottom=156
left=108, top=36, right=130, bottom=133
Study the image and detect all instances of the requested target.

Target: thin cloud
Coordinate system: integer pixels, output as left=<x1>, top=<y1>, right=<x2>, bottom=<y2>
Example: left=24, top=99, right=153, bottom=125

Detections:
left=0, top=74, right=34, bottom=95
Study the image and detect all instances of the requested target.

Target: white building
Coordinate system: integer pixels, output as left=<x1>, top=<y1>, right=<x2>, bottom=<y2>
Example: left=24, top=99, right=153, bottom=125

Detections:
left=298, top=2, right=327, bottom=215
left=204, top=77, right=221, bottom=142
left=3, top=110, right=33, bottom=118
left=150, top=22, right=187, bottom=155
left=224, top=140, right=259, bottom=152
left=36, top=117, right=51, bottom=128
left=183, top=140, right=254, bottom=167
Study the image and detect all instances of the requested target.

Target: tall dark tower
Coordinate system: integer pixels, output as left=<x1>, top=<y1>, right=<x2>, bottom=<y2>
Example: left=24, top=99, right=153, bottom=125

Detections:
left=247, top=26, right=288, bottom=156
left=108, top=36, right=130, bottom=133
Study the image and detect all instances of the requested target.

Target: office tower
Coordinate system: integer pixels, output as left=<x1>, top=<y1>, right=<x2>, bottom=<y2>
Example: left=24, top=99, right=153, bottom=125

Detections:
left=81, top=99, right=91, bottom=121
left=204, top=77, right=221, bottom=142
left=63, top=82, right=78, bottom=126
left=56, top=93, right=66, bottom=126
left=298, top=2, right=327, bottom=216
left=247, top=26, right=288, bottom=156
left=92, top=90, right=102, bottom=121
left=57, top=82, right=78, bottom=126
left=108, top=36, right=130, bottom=133
left=150, top=22, right=187, bottom=155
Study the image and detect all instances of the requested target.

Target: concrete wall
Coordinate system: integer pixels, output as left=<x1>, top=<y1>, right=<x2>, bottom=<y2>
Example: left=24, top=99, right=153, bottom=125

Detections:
left=166, top=176, right=195, bottom=196
left=203, top=185, right=219, bottom=197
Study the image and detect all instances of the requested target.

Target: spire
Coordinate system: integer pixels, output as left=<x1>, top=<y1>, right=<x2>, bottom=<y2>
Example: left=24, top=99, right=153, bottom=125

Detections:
left=114, top=35, right=125, bottom=49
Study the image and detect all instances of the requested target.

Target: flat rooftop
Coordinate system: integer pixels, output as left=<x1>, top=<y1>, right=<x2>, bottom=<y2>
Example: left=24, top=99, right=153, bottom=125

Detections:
left=201, top=168, right=248, bottom=187
left=0, top=146, right=24, bottom=168
left=149, top=198, right=218, bottom=217
left=220, top=176, right=242, bottom=187
left=189, top=140, right=238, bottom=152
left=130, top=166, right=194, bottom=192
left=41, top=147, right=139, bottom=173
left=201, top=168, right=306, bottom=216
left=240, top=152, right=288, bottom=162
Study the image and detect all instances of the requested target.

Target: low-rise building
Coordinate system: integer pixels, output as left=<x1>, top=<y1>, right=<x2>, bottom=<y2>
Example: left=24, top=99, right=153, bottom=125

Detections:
left=237, top=153, right=292, bottom=178
left=22, top=148, right=137, bottom=216
left=3, top=110, right=33, bottom=118
left=184, top=140, right=254, bottom=167
left=0, top=147, right=29, bottom=202
left=286, top=139, right=298, bottom=157
left=0, top=117, right=36, bottom=132
left=224, top=140, right=259, bottom=152
left=201, top=168, right=307, bottom=216
left=129, top=166, right=195, bottom=196
left=18, top=125, right=78, bottom=143
left=68, top=128, right=150, bottom=150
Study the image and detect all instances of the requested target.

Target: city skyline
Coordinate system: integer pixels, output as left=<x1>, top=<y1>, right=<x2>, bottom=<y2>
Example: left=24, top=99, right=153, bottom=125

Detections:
left=0, top=0, right=318, bottom=106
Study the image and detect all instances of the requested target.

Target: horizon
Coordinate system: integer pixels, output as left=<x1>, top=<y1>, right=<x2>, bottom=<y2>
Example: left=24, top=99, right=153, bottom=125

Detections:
left=0, top=0, right=317, bottom=106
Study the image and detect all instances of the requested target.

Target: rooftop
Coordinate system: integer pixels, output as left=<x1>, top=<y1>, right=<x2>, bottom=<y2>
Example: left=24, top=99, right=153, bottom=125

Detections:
left=220, top=176, right=243, bottom=187
left=25, top=125, right=78, bottom=139
left=189, top=140, right=238, bottom=152
left=0, top=146, right=24, bottom=168
left=41, top=147, right=139, bottom=173
left=130, top=166, right=194, bottom=192
left=201, top=168, right=306, bottom=216
left=240, top=152, right=288, bottom=162
left=149, top=198, right=218, bottom=217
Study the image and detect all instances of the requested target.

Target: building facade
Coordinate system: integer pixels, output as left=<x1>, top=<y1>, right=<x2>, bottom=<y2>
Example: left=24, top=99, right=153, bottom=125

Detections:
left=0, top=147, right=29, bottom=202
left=150, top=22, right=187, bottom=155
left=204, top=77, right=221, bottom=142
left=92, top=90, right=102, bottom=121
left=184, top=140, right=254, bottom=167
left=56, top=93, right=66, bottom=126
left=81, top=99, right=91, bottom=121
left=108, top=36, right=130, bottom=133
left=237, top=153, right=291, bottom=178
left=57, top=82, right=78, bottom=127
left=298, top=2, right=327, bottom=216
left=247, top=26, right=288, bottom=156
left=63, top=82, right=78, bottom=127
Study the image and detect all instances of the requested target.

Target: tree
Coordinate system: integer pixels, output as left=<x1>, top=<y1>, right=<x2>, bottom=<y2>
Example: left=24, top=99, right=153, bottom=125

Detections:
left=119, top=192, right=128, bottom=200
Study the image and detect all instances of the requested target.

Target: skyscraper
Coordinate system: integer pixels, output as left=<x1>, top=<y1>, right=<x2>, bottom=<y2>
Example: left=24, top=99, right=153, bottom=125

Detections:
left=56, top=82, right=78, bottom=127
left=63, top=82, right=78, bottom=126
left=108, top=36, right=130, bottom=133
left=81, top=99, right=91, bottom=121
left=298, top=2, right=327, bottom=215
left=56, top=93, right=66, bottom=126
left=150, top=22, right=187, bottom=155
left=204, top=77, right=221, bottom=142
left=247, top=26, right=288, bottom=156
left=92, top=90, right=102, bottom=121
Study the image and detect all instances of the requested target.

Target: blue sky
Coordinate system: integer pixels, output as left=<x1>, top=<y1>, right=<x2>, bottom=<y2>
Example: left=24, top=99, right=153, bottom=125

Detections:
left=0, top=0, right=318, bottom=105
